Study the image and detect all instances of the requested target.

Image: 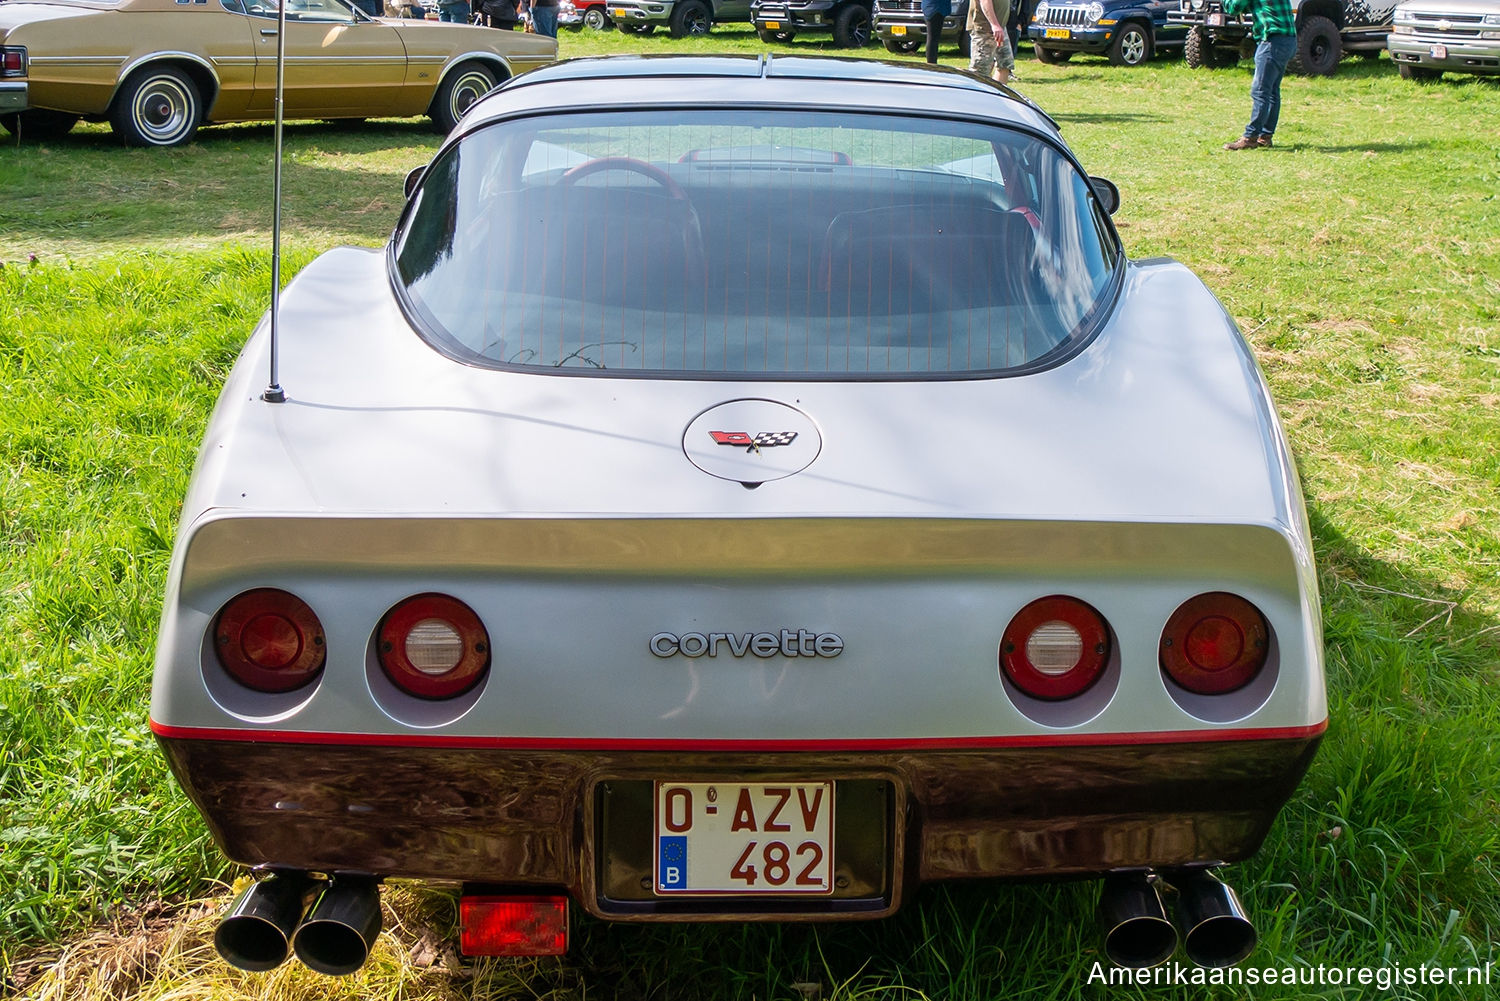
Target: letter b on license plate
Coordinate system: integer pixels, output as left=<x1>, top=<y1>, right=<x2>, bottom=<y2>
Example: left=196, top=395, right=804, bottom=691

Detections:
left=655, top=782, right=835, bottom=895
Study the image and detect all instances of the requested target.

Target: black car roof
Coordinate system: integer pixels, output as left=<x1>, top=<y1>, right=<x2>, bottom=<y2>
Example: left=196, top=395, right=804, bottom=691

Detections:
left=506, top=54, right=1009, bottom=96
left=478, top=54, right=1055, bottom=134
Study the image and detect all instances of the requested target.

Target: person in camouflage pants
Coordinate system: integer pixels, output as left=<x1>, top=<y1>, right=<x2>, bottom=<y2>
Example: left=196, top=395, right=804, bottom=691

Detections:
left=968, top=0, right=1015, bottom=84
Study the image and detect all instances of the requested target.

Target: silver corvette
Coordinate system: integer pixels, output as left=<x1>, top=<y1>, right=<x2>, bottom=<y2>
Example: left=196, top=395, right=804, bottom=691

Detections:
left=151, top=55, right=1326, bottom=974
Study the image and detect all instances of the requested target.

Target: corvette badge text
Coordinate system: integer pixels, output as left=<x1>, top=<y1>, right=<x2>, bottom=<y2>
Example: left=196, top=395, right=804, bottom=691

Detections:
left=650, top=629, right=844, bottom=659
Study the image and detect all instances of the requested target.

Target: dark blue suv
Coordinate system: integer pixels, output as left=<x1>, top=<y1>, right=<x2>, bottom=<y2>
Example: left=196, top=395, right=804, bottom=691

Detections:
left=1026, top=0, right=1186, bottom=64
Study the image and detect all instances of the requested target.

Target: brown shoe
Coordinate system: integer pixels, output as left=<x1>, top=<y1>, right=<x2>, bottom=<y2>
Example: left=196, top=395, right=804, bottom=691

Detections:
left=1223, top=136, right=1258, bottom=150
left=1256, top=134, right=1273, bottom=148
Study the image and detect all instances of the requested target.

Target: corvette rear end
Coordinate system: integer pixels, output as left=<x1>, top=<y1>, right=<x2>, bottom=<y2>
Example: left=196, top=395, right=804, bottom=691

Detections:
left=152, top=55, right=1324, bottom=974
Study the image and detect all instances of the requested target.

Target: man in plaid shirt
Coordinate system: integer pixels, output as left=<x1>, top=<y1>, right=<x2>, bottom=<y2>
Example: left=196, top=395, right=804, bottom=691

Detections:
left=1221, top=0, right=1297, bottom=149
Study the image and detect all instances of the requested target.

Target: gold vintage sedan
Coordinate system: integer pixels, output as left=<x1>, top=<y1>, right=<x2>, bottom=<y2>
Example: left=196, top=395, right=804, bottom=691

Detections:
left=0, top=0, right=556, bottom=145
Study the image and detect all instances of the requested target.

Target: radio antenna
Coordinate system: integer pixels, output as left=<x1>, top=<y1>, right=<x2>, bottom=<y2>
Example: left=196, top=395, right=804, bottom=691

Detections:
left=262, top=0, right=290, bottom=404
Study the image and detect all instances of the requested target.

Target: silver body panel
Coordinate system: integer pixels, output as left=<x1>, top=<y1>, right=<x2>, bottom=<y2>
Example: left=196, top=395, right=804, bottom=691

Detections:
left=152, top=240, right=1325, bottom=740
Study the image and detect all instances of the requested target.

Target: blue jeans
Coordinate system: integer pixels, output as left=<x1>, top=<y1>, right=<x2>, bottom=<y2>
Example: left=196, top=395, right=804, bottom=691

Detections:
left=530, top=3, right=558, bottom=34
left=1245, top=33, right=1296, bottom=138
left=437, top=0, right=470, bottom=19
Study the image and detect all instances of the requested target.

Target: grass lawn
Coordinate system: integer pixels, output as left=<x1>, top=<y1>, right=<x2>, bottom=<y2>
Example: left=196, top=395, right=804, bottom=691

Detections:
left=2, top=30, right=1498, bottom=1000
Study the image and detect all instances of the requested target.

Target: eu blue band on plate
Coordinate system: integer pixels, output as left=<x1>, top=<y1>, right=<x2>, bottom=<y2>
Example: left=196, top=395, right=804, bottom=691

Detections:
left=658, top=835, right=687, bottom=890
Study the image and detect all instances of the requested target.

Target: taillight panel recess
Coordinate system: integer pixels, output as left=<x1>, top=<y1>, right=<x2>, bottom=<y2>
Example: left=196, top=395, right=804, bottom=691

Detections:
left=1160, top=592, right=1269, bottom=695
left=377, top=593, right=490, bottom=699
left=1000, top=596, right=1111, bottom=701
left=214, top=588, right=326, bottom=692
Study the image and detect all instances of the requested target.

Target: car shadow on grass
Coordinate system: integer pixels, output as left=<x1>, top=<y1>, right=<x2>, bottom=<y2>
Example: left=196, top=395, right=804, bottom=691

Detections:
left=1051, top=110, right=1169, bottom=124
left=11, top=117, right=442, bottom=152
left=1296, top=140, right=1441, bottom=153
left=1, top=122, right=436, bottom=254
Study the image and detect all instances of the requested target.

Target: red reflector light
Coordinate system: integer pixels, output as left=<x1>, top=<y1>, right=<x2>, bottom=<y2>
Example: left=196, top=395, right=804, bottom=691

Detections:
left=1000, top=595, right=1110, bottom=700
left=1, top=50, right=23, bottom=75
left=460, top=896, right=568, bottom=956
left=1160, top=592, right=1269, bottom=695
left=213, top=589, right=325, bottom=692
left=377, top=593, right=489, bottom=699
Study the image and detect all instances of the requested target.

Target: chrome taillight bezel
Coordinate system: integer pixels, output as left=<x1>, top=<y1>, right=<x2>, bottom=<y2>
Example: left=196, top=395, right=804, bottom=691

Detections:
left=1, top=47, right=27, bottom=78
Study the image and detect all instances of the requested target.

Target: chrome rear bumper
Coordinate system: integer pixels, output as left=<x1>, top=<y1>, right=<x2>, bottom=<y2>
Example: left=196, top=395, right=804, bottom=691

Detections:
left=0, top=82, right=28, bottom=114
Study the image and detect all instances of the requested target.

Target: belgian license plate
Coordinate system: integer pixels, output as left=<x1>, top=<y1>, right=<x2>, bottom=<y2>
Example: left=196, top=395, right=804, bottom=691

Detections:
left=1044, top=26, right=1070, bottom=38
left=1206, top=11, right=1223, bottom=24
left=891, top=23, right=906, bottom=34
left=1430, top=43, right=1447, bottom=58
left=655, top=782, right=834, bottom=895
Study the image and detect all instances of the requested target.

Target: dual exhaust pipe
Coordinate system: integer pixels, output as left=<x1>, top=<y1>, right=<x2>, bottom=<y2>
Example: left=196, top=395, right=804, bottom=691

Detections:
left=215, top=873, right=383, bottom=976
left=218, top=866, right=1248, bottom=973
left=1099, top=869, right=1256, bottom=969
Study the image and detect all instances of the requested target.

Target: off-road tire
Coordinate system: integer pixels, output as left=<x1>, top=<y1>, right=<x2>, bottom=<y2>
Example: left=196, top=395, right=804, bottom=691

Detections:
left=669, top=0, right=712, bottom=36
left=110, top=66, right=201, bottom=147
left=583, top=5, right=607, bottom=27
left=1398, top=62, right=1441, bottom=80
left=0, top=108, right=80, bottom=141
left=958, top=24, right=971, bottom=56
left=1184, top=24, right=1219, bottom=67
left=1033, top=43, right=1072, bottom=63
left=1107, top=21, right=1151, bottom=65
left=429, top=62, right=497, bottom=134
left=831, top=2, right=871, bottom=47
left=1289, top=14, right=1341, bottom=75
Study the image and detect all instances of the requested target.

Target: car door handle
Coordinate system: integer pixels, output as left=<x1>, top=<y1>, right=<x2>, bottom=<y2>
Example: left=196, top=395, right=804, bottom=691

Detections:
left=261, top=27, right=279, bottom=34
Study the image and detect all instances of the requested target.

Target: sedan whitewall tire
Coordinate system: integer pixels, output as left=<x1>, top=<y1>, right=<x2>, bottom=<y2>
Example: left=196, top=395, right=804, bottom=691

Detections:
left=111, top=66, right=201, bottom=147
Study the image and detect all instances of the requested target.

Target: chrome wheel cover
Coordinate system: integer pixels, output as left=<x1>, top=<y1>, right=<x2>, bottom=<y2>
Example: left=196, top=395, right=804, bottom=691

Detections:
left=132, top=74, right=195, bottom=145
left=448, top=70, right=493, bottom=122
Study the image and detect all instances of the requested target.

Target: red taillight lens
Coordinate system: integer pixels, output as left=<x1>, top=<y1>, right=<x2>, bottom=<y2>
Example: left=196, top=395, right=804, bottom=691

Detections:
left=1, top=48, right=25, bottom=76
left=377, top=593, right=489, bottom=699
left=1160, top=592, right=1269, bottom=695
left=214, top=589, right=326, bottom=692
left=460, top=895, right=568, bottom=956
left=1000, top=596, right=1110, bottom=700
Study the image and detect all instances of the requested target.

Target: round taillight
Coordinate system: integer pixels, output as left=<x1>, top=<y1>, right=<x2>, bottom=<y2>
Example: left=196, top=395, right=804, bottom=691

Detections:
left=214, top=589, right=326, bottom=693
left=1000, top=596, right=1110, bottom=700
left=377, top=594, right=489, bottom=699
left=1160, top=592, right=1269, bottom=695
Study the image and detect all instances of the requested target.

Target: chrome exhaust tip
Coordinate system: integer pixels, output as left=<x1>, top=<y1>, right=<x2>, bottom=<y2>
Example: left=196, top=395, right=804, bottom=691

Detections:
left=1171, top=868, right=1257, bottom=968
left=291, top=876, right=383, bottom=977
left=1098, top=872, right=1179, bottom=968
left=214, top=873, right=308, bottom=972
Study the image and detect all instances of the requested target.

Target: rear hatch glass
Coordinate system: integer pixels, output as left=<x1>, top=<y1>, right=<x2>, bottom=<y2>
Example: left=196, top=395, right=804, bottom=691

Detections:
left=394, top=109, right=1119, bottom=378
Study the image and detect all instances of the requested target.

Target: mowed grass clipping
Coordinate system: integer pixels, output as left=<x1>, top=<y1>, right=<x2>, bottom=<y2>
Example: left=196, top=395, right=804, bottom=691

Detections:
left=3, top=33, right=1499, bottom=1000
